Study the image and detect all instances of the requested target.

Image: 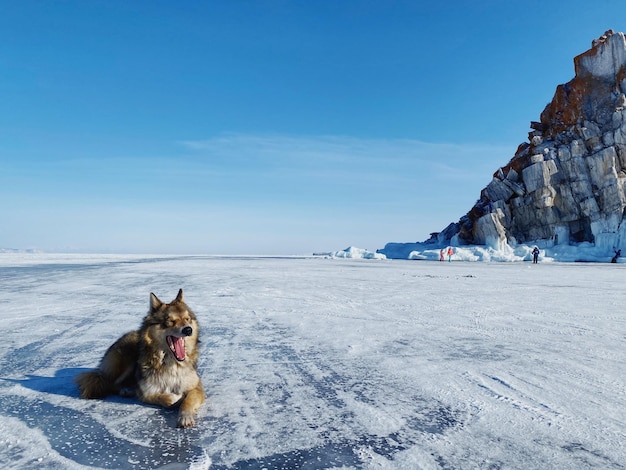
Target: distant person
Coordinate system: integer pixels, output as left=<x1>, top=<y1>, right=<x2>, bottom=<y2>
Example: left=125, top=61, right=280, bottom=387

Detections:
left=439, top=249, right=445, bottom=262
left=447, top=246, right=454, bottom=262
left=611, top=249, right=621, bottom=263
left=532, top=246, right=540, bottom=264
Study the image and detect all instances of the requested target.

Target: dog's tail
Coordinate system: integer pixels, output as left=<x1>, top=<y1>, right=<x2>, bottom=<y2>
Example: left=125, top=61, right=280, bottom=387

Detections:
left=75, top=370, right=115, bottom=399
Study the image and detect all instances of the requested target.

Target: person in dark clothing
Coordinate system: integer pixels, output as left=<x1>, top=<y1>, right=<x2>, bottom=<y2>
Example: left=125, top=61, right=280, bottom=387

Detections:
left=611, top=249, right=621, bottom=263
left=532, top=246, right=540, bottom=264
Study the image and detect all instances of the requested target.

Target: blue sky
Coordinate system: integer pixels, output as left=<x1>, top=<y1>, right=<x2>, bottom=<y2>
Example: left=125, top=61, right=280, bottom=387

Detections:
left=1, top=1, right=624, bottom=254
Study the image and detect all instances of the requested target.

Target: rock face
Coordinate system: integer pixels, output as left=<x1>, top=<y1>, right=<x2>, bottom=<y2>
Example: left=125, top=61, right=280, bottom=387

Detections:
left=441, top=30, right=626, bottom=252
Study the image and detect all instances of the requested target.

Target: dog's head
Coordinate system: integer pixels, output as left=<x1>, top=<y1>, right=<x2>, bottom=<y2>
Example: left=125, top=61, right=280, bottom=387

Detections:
left=142, top=289, right=199, bottom=362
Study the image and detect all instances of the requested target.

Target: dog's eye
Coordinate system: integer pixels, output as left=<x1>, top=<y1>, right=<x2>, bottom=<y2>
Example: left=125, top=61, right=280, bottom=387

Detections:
left=165, top=319, right=174, bottom=328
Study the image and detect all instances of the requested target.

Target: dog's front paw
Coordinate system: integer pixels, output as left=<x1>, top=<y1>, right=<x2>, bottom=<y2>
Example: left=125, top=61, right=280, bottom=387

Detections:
left=177, top=411, right=195, bottom=428
left=139, top=392, right=183, bottom=408
left=164, top=393, right=183, bottom=407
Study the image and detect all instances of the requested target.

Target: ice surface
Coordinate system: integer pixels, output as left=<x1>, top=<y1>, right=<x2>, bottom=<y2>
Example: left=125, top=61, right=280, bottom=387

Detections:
left=0, top=254, right=625, bottom=469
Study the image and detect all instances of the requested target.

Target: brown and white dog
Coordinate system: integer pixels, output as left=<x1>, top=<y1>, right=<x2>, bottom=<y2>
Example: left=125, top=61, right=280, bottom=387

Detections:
left=75, top=289, right=205, bottom=427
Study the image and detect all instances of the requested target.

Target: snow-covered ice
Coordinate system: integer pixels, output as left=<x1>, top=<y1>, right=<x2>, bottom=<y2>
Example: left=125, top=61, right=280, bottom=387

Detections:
left=0, top=254, right=624, bottom=469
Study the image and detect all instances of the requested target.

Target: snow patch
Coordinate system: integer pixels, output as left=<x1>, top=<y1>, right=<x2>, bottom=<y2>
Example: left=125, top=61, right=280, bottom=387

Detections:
left=381, top=240, right=625, bottom=263
left=326, top=246, right=387, bottom=260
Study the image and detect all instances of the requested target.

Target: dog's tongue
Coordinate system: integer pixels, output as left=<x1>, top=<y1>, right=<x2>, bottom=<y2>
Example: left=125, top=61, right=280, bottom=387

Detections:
left=167, top=336, right=186, bottom=361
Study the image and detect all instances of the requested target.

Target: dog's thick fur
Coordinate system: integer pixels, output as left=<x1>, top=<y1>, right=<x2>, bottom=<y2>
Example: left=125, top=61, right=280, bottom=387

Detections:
left=75, top=289, right=205, bottom=427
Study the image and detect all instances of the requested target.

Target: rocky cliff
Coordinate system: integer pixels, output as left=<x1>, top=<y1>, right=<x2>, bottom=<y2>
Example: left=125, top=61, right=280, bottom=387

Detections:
left=436, top=30, right=626, bottom=253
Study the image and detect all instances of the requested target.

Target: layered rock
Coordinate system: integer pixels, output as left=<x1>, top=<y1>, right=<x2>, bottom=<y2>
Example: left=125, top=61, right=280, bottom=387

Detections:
left=439, top=30, right=626, bottom=252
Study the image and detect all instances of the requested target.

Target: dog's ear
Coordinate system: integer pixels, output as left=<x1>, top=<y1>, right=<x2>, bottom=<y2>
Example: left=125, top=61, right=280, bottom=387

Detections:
left=150, top=293, right=163, bottom=310
left=175, top=289, right=184, bottom=303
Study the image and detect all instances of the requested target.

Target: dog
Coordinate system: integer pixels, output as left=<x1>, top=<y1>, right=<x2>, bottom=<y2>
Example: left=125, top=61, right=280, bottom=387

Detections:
left=75, top=289, right=205, bottom=427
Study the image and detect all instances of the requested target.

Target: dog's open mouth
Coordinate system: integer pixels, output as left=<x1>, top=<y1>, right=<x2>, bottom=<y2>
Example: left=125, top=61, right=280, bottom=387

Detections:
left=167, top=336, right=186, bottom=361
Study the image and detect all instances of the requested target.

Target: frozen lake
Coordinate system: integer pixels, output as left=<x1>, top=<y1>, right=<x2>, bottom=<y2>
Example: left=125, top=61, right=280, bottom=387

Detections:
left=0, top=254, right=624, bottom=469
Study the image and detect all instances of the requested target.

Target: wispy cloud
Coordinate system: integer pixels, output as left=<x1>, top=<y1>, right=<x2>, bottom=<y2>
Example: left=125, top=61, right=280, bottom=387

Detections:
left=179, top=132, right=513, bottom=183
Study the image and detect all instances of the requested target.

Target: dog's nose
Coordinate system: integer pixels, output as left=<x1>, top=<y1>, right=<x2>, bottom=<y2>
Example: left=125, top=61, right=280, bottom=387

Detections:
left=182, top=326, right=193, bottom=336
